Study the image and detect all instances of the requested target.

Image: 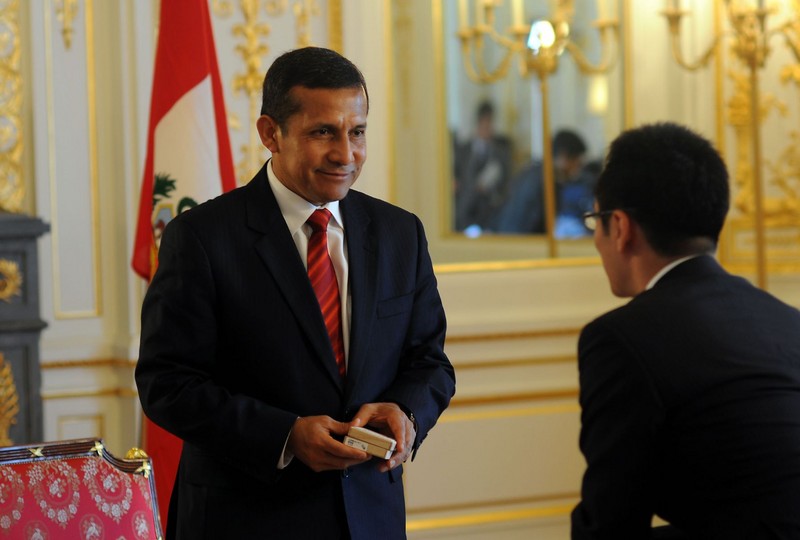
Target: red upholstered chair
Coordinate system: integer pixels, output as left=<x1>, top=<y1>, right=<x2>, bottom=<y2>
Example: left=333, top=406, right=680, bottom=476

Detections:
left=0, top=438, right=163, bottom=539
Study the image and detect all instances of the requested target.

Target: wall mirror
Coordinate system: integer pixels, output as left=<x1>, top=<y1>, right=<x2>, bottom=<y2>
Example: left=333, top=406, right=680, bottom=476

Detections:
left=390, top=0, right=631, bottom=267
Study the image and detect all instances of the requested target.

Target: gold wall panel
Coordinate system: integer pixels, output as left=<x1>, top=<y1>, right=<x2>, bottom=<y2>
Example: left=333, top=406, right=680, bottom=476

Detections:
left=44, top=0, right=102, bottom=319
left=0, top=0, right=24, bottom=213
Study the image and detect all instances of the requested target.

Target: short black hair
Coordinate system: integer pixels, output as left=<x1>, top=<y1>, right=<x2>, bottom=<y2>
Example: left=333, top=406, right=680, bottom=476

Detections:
left=596, top=122, right=729, bottom=256
left=476, top=100, right=495, bottom=120
left=260, top=47, right=369, bottom=130
left=553, top=129, right=587, bottom=158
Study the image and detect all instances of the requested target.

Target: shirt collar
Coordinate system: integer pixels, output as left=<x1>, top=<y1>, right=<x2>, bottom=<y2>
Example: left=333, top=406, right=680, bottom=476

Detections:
left=266, top=160, right=344, bottom=234
left=645, top=254, right=701, bottom=290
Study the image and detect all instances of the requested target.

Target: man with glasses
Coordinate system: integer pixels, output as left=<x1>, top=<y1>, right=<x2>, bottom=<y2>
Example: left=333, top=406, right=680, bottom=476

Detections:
left=572, top=122, right=800, bottom=539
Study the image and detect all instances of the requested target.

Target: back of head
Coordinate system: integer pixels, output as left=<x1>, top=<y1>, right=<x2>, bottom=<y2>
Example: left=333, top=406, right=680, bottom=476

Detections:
left=596, top=122, right=730, bottom=256
left=260, top=47, right=368, bottom=130
left=476, top=100, right=495, bottom=122
left=553, top=129, right=587, bottom=159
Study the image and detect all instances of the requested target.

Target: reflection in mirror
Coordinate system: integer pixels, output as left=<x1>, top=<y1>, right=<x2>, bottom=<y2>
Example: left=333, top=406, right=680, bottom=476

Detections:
left=445, top=0, right=626, bottom=256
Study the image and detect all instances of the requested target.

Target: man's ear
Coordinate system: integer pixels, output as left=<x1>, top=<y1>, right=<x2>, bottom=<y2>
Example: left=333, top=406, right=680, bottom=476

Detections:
left=256, top=115, right=280, bottom=153
left=612, top=210, right=634, bottom=253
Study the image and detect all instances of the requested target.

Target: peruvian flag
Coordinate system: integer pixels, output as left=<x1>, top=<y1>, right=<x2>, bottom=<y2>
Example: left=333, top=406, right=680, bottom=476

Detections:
left=132, top=0, right=235, bottom=528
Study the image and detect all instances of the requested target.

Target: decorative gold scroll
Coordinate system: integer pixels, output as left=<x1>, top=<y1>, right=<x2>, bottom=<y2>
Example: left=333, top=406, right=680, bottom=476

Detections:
left=292, top=0, right=320, bottom=48
left=0, top=0, right=24, bottom=212
left=0, top=354, right=20, bottom=446
left=55, top=0, right=79, bottom=50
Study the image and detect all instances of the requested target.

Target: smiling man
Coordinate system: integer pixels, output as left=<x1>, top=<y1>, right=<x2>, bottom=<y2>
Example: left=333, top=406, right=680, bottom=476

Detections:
left=136, top=47, right=455, bottom=540
left=572, top=122, right=800, bottom=539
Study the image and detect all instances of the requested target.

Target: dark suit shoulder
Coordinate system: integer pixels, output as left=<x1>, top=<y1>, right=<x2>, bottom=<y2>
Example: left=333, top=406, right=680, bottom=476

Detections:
left=345, top=189, right=415, bottom=216
left=343, top=189, right=423, bottom=231
left=170, top=183, right=249, bottom=227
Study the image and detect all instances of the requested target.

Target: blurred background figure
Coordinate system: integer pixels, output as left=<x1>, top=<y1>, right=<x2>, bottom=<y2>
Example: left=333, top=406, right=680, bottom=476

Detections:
left=453, top=100, right=514, bottom=234
left=493, top=129, right=598, bottom=237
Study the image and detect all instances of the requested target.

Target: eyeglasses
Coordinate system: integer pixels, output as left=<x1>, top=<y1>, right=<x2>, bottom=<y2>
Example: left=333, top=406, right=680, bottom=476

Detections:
left=582, top=210, right=615, bottom=231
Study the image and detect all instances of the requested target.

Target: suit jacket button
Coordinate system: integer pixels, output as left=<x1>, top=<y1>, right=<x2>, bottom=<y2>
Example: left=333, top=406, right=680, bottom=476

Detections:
left=342, top=468, right=350, bottom=478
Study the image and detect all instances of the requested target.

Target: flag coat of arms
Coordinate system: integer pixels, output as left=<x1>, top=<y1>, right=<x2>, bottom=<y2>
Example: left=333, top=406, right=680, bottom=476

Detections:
left=132, top=0, right=236, bottom=528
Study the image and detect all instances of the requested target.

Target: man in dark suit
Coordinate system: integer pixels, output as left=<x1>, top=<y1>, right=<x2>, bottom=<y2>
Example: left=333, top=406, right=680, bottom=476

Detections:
left=453, top=100, right=513, bottom=232
left=493, top=129, right=596, bottom=236
left=572, top=122, right=800, bottom=539
left=136, top=47, right=456, bottom=540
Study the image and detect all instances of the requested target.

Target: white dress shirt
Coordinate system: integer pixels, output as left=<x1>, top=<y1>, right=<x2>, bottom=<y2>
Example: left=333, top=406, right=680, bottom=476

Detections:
left=266, top=161, right=351, bottom=360
left=266, top=161, right=351, bottom=468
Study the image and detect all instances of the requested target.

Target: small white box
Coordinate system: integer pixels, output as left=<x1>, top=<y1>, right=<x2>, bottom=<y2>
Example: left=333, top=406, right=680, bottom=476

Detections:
left=344, top=426, right=397, bottom=459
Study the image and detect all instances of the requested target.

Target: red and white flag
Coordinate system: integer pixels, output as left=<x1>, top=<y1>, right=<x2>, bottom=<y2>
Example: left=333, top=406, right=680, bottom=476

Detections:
left=132, top=0, right=235, bottom=528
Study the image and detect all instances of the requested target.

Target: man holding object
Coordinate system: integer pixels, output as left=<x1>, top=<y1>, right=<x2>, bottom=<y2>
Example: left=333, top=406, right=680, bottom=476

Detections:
left=136, top=47, right=455, bottom=540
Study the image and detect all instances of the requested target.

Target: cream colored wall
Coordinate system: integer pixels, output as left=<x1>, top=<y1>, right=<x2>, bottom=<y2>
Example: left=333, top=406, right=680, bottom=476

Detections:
left=11, top=1, right=800, bottom=539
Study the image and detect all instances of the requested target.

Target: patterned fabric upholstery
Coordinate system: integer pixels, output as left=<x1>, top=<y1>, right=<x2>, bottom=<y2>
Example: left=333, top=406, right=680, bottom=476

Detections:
left=0, top=438, right=163, bottom=539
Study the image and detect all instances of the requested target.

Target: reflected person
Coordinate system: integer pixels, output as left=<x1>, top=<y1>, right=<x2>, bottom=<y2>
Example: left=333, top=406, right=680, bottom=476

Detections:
left=493, top=129, right=596, bottom=236
left=136, top=47, right=456, bottom=540
left=572, top=122, right=800, bottom=539
left=453, top=100, right=514, bottom=232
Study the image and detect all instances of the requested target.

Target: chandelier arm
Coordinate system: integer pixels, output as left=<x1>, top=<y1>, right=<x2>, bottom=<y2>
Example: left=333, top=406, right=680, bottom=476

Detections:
left=667, top=30, right=721, bottom=72
left=562, top=30, right=619, bottom=75
left=483, top=25, right=525, bottom=51
left=460, top=37, right=516, bottom=83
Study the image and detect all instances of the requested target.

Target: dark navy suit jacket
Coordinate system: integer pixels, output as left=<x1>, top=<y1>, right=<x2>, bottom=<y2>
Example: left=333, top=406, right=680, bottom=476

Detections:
left=136, top=164, right=455, bottom=539
left=572, top=255, right=800, bottom=539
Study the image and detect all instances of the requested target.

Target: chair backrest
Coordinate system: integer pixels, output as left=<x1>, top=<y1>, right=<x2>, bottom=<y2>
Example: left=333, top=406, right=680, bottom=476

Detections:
left=0, top=437, right=163, bottom=539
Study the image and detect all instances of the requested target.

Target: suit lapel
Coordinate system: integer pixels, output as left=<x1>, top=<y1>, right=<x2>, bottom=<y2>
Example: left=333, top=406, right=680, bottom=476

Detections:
left=245, top=166, right=344, bottom=390
left=340, top=194, right=377, bottom=400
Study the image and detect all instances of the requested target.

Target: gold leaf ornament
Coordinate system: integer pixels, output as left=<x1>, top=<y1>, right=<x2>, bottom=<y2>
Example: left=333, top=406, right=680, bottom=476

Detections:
left=0, top=259, right=22, bottom=303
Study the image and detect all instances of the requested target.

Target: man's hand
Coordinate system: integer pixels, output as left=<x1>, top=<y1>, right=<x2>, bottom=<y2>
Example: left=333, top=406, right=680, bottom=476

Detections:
left=350, top=402, right=416, bottom=473
left=287, top=415, right=370, bottom=472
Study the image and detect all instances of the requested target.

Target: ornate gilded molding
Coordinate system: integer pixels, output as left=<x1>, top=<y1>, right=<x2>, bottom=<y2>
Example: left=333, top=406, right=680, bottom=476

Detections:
left=230, top=0, right=273, bottom=185
left=40, top=358, right=137, bottom=369
left=0, top=354, right=20, bottom=446
left=125, top=447, right=150, bottom=460
left=212, top=0, right=234, bottom=18
left=0, top=0, right=24, bottom=213
left=291, top=0, right=319, bottom=48
left=0, top=258, right=22, bottom=303
left=721, top=15, right=800, bottom=268
left=665, top=2, right=800, bottom=280
left=327, top=0, right=342, bottom=52
left=55, top=0, right=78, bottom=49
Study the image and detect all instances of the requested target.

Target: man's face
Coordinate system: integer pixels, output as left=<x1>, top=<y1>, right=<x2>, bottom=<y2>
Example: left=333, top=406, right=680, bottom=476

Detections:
left=554, top=153, right=583, bottom=182
left=260, top=86, right=367, bottom=205
left=476, top=114, right=494, bottom=140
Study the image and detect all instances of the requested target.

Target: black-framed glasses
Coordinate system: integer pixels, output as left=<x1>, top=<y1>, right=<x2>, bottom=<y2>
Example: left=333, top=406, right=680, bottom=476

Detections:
left=582, top=210, right=615, bottom=231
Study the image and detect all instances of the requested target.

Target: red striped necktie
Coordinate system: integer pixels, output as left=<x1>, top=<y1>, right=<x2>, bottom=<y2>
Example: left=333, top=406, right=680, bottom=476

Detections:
left=306, top=209, right=346, bottom=379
